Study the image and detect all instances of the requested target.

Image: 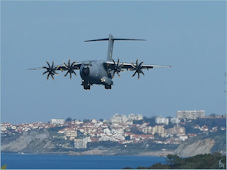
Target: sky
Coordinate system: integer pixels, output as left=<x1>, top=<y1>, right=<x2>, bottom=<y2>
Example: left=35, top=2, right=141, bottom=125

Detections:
left=1, top=1, right=226, bottom=124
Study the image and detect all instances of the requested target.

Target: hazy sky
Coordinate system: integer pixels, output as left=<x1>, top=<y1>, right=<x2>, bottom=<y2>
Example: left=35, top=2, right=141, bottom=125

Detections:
left=1, top=1, right=226, bottom=124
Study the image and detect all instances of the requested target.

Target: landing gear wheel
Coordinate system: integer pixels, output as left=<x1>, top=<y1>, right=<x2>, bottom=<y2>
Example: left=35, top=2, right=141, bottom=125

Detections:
left=105, top=85, right=112, bottom=89
left=84, top=85, right=90, bottom=90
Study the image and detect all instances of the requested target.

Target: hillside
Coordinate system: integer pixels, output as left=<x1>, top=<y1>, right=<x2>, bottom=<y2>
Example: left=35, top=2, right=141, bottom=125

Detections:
left=1, top=129, right=226, bottom=157
left=124, top=152, right=226, bottom=169
left=1, top=130, right=53, bottom=153
left=175, top=131, right=226, bottom=157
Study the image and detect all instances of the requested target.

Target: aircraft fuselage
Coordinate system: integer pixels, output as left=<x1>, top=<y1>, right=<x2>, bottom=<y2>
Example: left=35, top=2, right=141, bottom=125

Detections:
left=80, top=60, right=113, bottom=89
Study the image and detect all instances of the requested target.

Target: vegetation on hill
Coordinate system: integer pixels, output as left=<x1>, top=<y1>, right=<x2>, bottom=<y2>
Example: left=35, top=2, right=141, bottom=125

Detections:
left=124, top=152, right=226, bottom=169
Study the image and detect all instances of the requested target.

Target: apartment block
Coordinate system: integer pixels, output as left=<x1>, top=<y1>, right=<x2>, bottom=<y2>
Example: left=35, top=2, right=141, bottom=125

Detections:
left=155, top=117, right=169, bottom=125
left=50, top=119, right=65, bottom=125
left=177, top=110, right=205, bottom=120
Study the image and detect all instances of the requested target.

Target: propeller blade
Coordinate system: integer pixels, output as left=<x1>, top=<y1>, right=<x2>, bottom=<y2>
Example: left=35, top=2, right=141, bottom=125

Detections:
left=64, top=71, right=69, bottom=77
left=63, top=59, right=77, bottom=79
left=46, top=61, right=50, bottom=68
left=132, top=71, right=137, bottom=77
left=51, top=74, right=54, bottom=80
left=131, top=59, right=145, bottom=79
left=112, top=58, right=122, bottom=77
left=139, top=61, right=144, bottom=67
left=141, top=70, right=145, bottom=76
left=47, top=73, right=50, bottom=80
left=43, top=61, right=57, bottom=80
left=43, top=71, right=48, bottom=75
left=73, top=70, right=77, bottom=76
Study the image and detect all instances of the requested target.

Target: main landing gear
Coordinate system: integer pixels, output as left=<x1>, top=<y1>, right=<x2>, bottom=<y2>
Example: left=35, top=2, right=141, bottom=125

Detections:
left=105, top=84, right=112, bottom=89
left=83, top=84, right=90, bottom=90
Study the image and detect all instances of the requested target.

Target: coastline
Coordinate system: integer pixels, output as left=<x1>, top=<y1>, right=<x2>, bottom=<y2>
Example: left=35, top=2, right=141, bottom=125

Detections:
left=2, top=149, right=174, bottom=157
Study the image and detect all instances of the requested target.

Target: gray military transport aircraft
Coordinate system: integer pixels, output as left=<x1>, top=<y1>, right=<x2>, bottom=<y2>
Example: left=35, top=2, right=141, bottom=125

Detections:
left=29, top=34, right=171, bottom=90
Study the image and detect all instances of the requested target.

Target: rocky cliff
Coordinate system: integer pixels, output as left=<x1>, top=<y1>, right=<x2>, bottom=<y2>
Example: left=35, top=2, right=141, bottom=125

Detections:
left=1, top=130, right=53, bottom=153
left=174, top=131, right=226, bottom=157
left=174, top=138, right=215, bottom=157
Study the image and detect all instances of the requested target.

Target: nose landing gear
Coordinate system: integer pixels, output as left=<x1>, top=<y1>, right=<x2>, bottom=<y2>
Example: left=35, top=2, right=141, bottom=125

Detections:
left=82, top=80, right=91, bottom=90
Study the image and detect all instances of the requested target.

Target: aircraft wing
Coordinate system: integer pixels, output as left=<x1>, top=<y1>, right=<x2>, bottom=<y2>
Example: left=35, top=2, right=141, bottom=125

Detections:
left=28, top=61, right=82, bottom=71
left=106, top=60, right=171, bottom=70
left=120, top=63, right=171, bottom=70
left=106, top=59, right=171, bottom=79
left=28, top=60, right=82, bottom=79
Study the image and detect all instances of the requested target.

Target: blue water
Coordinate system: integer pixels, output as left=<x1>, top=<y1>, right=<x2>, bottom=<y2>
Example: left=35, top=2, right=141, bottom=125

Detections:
left=1, top=152, right=166, bottom=169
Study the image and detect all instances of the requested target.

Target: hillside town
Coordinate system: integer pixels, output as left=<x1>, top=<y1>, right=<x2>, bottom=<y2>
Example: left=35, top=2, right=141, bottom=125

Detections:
left=1, top=110, right=226, bottom=151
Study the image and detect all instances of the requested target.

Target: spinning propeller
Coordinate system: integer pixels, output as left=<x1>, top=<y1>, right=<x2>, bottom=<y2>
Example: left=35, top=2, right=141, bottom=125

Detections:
left=112, top=58, right=123, bottom=77
left=131, top=59, right=144, bottom=79
left=42, top=61, right=58, bottom=80
left=63, top=59, right=77, bottom=79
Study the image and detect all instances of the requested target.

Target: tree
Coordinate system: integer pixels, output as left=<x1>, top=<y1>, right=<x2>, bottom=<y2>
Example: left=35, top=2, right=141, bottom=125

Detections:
left=150, top=163, right=169, bottom=169
left=65, top=117, right=72, bottom=122
left=166, top=154, right=182, bottom=168
left=83, top=119, right=90, bottom=123
left=210, top=113, right=216, bottom=117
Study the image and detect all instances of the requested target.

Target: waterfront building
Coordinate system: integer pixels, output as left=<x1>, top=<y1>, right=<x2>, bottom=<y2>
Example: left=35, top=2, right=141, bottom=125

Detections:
left=58, top=128, right=77, bottom=140
left=74, top=137, right=90, bottom=149
left=179, top=135, right=188, bottom=141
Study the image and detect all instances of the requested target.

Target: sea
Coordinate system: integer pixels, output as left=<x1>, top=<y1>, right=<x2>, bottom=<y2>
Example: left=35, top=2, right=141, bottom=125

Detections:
left=1, top=152, right=167, bottom=169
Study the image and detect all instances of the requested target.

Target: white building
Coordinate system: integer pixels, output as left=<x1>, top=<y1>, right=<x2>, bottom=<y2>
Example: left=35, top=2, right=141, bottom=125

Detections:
left=155, top=117, right=169, bottom=125
left=170, top=118, right=180, bottom=124
left=50, top=119, right=65, bottom=125
left=128, top=114, right=143, bottom=121
left=111, top=114, right=128, bottom=124
left=58, top=128, right=77, bottom=140
left=179, top=135, right=188, bottom=141
left=142, top=126, right=153, bottom=134
left=111, top=113, right=143, bottom=124
left=177, top=110, right=205, bottom=120
left=74, top=137, right=90, bottom=149
left=103, top=128, right=112, bottom=135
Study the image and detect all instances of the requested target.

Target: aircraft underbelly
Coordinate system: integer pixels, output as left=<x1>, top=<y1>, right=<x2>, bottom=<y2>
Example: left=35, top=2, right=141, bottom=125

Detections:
left=80, top=61, right=110, bottom=85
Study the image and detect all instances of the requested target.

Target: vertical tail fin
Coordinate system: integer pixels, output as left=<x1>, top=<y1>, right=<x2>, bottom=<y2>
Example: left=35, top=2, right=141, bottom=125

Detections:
left=84, top=34, right=145, bottom=61
left=107, top=34, right=114, bottom=61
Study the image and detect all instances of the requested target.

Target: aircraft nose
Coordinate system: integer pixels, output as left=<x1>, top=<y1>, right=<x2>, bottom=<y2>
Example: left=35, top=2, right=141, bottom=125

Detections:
left=82, top=67, right=90, bottom=76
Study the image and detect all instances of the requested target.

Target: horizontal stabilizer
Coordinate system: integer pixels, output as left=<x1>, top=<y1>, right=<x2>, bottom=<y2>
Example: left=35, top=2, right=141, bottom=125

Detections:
left=85, top=38, right=145, bottom=42
left=84, top=34, right=145, bottom=61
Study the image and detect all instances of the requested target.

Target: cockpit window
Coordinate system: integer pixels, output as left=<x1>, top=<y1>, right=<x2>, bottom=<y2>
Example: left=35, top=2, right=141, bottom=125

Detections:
left=84, top=63, right=92, bottom=66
